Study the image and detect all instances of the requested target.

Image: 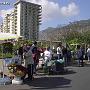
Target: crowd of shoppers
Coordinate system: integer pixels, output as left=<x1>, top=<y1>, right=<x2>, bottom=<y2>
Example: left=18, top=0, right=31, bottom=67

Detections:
left=15, top=41, right=90, bottom=81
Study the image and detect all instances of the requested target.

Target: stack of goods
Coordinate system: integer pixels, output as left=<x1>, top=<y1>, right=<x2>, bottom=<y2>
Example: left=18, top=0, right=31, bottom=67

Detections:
left=7, top=64, right=27, bottom=84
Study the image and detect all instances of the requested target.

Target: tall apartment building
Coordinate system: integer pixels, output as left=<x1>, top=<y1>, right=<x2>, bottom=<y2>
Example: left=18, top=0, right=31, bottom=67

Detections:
left=9, top=11, right=15, bottom=34
left=14, top=0, right=42, bottom=41
left=0, top=23, right=3, bottom=32
left=1, top=11, right=15, bottom=34
left=3, top=14, right=10, bottom=33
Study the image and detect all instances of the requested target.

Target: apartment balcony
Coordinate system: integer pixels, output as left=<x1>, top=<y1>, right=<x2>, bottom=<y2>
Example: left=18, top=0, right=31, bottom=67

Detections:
left=36, top=21, right=41, bottom=25
left=38, top=16, right=42, bottom=19
left=15, top=29, right=17, bottom=31
left=14, top=6, right=17, bottom=8
left=15, top=13, right=17, bottom=15
left=8, top=27, right=10, bottom=29
left=14, top=18, right=17, bottom=20
left=7, top=20, right=10, bottom=22
left=39, top=23, right=42, bottom=25
left=15, top=16, right=17, bottom=18
left=15, top=32, right=17, bottom=34
left=38, top=10, right=42, bottom=13
left=14, top=11, right=17, bottom=14
left=38, top=19, right=42, bottom=22
left=14, top=8, right=17, bottom=11
left=38, top=14, right=42, bottom=17
left=15, top=26, right=17, bottom=28
left=38, top=6, right=42, bottom=10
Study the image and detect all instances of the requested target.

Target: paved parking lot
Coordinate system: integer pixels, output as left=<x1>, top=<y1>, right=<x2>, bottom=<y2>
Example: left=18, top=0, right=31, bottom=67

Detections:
left=0, top=64, right=90, bottom=90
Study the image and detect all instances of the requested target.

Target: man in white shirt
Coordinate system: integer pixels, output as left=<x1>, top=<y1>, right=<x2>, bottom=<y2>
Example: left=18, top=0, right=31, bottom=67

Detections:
left=44, top=47, right=52, bottom=66
left=57, top=43, right=63, bottom=59
left=87, top=46, right=90, bottom=62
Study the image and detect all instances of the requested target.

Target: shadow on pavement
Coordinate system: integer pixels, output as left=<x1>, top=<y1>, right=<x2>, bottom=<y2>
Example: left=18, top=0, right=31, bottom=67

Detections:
left=72, top=63, right=90, bottom=67
left=35, top=67, right=76, bottom=76
left=24, top=76, right=71, bottom=90
left=62, top=69, right=76, bottom=75
left=84, top=64, right=90, bottom=67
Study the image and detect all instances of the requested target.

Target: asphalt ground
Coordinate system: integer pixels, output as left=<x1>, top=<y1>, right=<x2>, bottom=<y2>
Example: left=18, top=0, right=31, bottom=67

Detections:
left=0, top=63, right=90, bottom=90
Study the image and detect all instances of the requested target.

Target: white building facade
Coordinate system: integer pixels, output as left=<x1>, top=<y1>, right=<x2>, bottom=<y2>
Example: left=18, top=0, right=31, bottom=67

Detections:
left=14, top=0, right=42, bottom=41
left=0, top=23, right=3, bottom=33
left=3, top=14, right=10, bottom=33
left=9, top=11, right=15, bottom=34
left=0, top=0, right=42, bottom=41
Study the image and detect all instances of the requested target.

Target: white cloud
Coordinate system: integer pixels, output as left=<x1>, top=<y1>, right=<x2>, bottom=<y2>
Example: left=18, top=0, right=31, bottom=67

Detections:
left=0, top=8, right=13, bottom=19
left=61, top=2, right=79, bottom=17
left=0, top=0, right=79, bottom=22
left=24, top=0, right=61, bottom=21
left=24, top=0, right=79, bottom=22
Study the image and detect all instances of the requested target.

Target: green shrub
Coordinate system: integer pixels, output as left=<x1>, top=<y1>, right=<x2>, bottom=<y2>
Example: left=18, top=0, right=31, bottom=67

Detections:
left=0, top=53, right=13, bottom=59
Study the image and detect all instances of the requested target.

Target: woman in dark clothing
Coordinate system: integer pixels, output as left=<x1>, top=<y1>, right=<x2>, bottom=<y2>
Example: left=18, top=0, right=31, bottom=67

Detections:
left=62, top=46, right=68, bottom=66
left=31, top=41, right=40, bottom=74
left=76, top=45, right=84, bottom=67
left=18, top=44, right=24, bottom=63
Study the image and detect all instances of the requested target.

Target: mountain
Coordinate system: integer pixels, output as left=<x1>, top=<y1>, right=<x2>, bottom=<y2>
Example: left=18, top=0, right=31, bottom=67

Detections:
left=39, top=19, right=90, bottom=41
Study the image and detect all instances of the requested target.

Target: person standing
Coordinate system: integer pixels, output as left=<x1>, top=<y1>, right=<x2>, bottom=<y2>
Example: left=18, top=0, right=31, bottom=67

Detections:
left=24, top=48, right=34, bottom=80
left=56, top=43, right=63, bottom=59
left=44, top=47, right=52, bottom=66
left=62, top=46, right=68, bottom=66
left=18, top=44, right=24, bottom=64
left=76, top=45, right=84, bottom=67
left=31, top=41, right=40, bottom=74
left=67, top=48, right=72, bottom=66
left=87, top=45, right=90, bottom=62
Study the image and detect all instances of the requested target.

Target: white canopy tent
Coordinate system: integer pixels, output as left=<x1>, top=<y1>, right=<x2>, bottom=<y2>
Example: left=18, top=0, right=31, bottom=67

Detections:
left=0, top=33, right=20, bottom=41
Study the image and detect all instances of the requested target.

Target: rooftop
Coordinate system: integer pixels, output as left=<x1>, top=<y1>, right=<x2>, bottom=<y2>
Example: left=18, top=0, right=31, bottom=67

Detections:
left=14, top=0, right=41, bottom=7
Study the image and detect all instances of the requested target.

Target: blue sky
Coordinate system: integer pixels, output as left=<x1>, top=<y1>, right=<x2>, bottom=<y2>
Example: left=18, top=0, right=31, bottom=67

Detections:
left=0, top=0, right=90, bottom=31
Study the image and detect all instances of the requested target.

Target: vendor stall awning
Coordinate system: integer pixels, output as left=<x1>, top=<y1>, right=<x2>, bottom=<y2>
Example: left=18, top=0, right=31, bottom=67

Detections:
left=0, top=33, right=20, bottom=40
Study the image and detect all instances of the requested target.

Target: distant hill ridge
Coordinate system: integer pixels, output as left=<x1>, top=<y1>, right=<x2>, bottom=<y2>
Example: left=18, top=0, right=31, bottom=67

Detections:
left=39, top=19, right=90, bottom=41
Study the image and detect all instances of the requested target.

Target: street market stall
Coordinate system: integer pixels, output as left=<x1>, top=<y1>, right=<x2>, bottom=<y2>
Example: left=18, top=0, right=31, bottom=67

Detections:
left=0, top=33, right=23, bottom=85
